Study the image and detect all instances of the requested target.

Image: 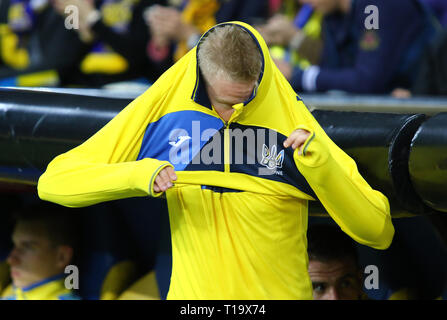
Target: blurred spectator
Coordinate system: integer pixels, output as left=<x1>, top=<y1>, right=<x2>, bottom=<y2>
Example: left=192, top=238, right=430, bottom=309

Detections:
left=257, top=3, right=323, bottom=70
left=276, top=0, right=441, bottom=94
left=1, top=202, right=81, bottom=300
left=51, top=0, right=171, bottom=87
left=307, top=224, right=365, bottom=300
left=0, top=0, right=86, bottom=87
left=394, top=29, right=447, bottom=97
left=144, top=0, right=269, bottom=62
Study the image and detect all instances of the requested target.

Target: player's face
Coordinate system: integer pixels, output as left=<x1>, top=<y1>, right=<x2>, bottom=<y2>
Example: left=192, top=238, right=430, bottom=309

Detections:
left=299, top=0, right=340, bottom=15
left=206, top=76, right=257, bottom=110
left=308, top=259, right=363, bottom=300
left=7, top=221, right=62, bottom=288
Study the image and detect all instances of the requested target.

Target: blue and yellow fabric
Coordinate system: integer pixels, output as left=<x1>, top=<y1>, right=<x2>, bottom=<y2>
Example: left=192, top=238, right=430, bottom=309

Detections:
left=111, top=196, right=170, bottom=300
left=116, top=198, right=175, bottom=300
left=356, top=216, right=447, bottom=300
left=0, top=261, right=10, bottom=295
left=172, top=0, right=219, bottom=61
left=1, top=0, right=37, bottom=69
left=118, top=270, right=160, bottom=300
left=0, top=0, right=59, bottom=86
left=77, top=205, right=139, bottom=300
left=1, top=274, right=80, bottom=300
left=153, top=201, right=173, bottom=300
left=79, top=0, right=138, bottom=75
left=0, top=213, right=12, bottom=296
left=269, top=4, right=322, bottom=70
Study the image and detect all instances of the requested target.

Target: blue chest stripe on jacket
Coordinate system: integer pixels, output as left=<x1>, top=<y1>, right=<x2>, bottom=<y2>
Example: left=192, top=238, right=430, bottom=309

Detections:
left=137, top=110, right=224, bottom=171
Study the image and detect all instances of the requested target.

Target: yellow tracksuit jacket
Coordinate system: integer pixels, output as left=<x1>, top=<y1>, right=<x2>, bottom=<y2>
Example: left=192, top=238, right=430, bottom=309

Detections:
left=38, top=21, right=394, bottom=300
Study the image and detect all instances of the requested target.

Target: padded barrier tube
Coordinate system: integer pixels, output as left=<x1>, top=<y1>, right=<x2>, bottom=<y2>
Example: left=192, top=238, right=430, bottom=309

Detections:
left=0, top=88, right=129, bottom=185
left=310, top=110, right=433, bottom=217
left=0, top=88, right=438, bottom=216
left=409, top=113, right=447, bottom=213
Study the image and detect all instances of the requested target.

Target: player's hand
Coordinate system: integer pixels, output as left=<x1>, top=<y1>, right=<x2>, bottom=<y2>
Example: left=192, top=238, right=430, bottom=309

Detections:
left=154, top=166, right=177, bottom=193
left=283, top=129, right=311, bottom=155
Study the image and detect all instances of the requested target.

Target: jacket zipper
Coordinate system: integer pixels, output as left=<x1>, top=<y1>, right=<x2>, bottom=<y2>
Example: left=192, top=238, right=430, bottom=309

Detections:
left=223, top=120, right=230, bottom=173
left=217, top=103, right=243, bottom=174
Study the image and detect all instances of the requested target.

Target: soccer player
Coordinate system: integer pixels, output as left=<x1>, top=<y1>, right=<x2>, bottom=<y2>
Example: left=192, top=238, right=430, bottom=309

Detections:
left=38, top=22, right=394, bottom=299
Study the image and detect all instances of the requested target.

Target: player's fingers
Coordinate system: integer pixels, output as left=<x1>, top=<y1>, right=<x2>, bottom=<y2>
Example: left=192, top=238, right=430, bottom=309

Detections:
left=292, top=130, right=310, bottom=150
left=158, top=169, right=173, bottom=188
left=291, top=135, right=307, bottom=150
left=154, top=176, right=163, bottom=192
left=284, top=129, right=310, bottom=150
left=165, top=166, right=177, bottom=181
left=154, top=171, right=170, bottom=192
left=283, top=134, right=294, bottom=148
left=283, top=130, right=301, bottom=148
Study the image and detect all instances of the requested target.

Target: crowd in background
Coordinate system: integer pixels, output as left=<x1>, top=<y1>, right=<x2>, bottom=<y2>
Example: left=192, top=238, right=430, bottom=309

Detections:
left=0, top=0, right=446, bottom=96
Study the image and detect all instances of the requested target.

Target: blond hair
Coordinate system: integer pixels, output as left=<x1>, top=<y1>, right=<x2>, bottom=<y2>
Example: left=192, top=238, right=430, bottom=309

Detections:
left=197, top=25, right=262, bottom=83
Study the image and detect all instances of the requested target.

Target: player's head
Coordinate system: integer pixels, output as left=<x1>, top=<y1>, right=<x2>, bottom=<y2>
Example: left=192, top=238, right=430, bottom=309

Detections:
left=197, top=24, right=262, bottom=108
left=307, top=224, right=363, bottom=300
left=7, top=202, right=80, bottom=288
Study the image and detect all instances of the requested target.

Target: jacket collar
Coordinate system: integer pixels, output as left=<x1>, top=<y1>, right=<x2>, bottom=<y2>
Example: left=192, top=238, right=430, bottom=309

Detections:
left=14, top=273, right=66, bottom=300
left=191, top=22, right=266, bottom=111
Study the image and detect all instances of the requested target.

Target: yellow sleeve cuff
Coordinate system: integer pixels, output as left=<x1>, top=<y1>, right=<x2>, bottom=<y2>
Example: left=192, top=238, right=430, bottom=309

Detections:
left=293, top=126, right=329, bottom=168
left=130, top=158, right=173, bottom=197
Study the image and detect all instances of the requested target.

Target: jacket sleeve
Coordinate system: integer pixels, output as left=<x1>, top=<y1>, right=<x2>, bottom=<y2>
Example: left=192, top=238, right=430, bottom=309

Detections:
left=37, top=83, right=173, bottom=208
left=292, top=103, right=394, bottom=250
